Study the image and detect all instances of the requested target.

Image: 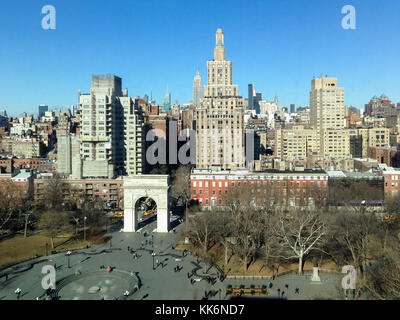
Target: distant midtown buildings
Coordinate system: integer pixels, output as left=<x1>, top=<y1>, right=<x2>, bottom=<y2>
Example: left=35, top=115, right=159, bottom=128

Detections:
left=193, top=67, right=203, bottom=108
left=38, top=104, right=48, bottom=118
left=247, top=83, right=261, bottom=114
left=163, top=91, right=171, bottom=111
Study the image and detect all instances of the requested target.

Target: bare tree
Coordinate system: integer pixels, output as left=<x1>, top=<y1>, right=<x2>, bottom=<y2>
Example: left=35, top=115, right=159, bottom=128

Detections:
left=79, top=198, right=107, bottom=233
left=328, top=206, right=379, bottom=279
left=260, top=208, right=280, bottom=270
left=362, top=249, right=400, bottom=300
left=39, top=210, right=71, bottom=249
left=380, top=194, right=400, bottom=252
left=223, top=184, right=264, bottom=273
left=186, top=211, right=216, bottom=255
left=39, top=174, right=73, bottom=211
left=275, top=209, right=326, bottom=275
left=171, top=165, right=193, bottom=222
left=0, top=179, right=28, bottom=232
left=22, top=203, right=39, bottom=237
left=213, top=210, right=234, bottom=266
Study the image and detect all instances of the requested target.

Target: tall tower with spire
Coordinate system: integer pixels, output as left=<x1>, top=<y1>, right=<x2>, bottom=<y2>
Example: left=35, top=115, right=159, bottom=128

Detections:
left=195, top=28, right=245, bottom=170
left=163, top=85, right=171, bottom=111
left=193, top=67, right=203, bottom=107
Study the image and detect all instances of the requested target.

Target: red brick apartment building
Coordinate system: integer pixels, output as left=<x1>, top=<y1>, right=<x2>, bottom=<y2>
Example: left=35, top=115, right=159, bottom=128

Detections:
left=0, top=169, right=33, bottom=204
left=190, top=169, right=329, bottom=208
left=381, top=169, right=400, bottom=196
left=0, top=157, right=57, bottom=172
left=34, top=175, right=124, bottom=208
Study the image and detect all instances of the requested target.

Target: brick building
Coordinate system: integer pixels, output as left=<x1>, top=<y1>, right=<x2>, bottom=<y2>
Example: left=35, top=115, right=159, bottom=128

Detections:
left=190, top=169, right=329, bottom=209
left=381, top=169, right=400, bottom=197
left=0, top=169, right=34, bottom=205
left=33, top=175, right=124, bottom=208
left=367, top=146, right=397, bottom=167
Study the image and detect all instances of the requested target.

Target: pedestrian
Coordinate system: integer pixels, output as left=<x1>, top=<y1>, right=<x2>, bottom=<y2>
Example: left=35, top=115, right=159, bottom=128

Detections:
left=128, top=246, right=130, bottom=251
left=54, top=263, right=56, bottom=270
left=15, top=288, right=21, bottom=300
left=282, top=291, right=285, bottom=297
left=285, top=284, right=289, bottom=290
left=295, top=288, right=299, bottom=294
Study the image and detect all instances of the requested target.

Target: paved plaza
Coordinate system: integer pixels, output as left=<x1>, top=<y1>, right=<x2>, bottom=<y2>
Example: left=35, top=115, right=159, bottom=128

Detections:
left=0, top=217, right=342, bottom=300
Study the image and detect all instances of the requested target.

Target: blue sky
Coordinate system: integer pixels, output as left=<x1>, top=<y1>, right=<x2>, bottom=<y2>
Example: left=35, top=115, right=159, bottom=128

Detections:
left=0, top=0, right=399, bottom=116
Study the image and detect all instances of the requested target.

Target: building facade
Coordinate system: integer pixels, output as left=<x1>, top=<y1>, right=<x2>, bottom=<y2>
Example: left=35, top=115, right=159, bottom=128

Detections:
left=310, top=75, right=345, bottom=130
left=195, top=28, right=245, bottom=170
left=77, top=75, right=145, bottom=178
left=190, top=169, right=329, bottom=208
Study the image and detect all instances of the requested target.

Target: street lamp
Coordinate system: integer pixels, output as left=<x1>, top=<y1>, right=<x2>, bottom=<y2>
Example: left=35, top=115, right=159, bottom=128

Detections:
left=66, top=251, right=71, bottom=268
left=84, top=216, right=87, bottom=241
left=152, top=252, right=156, bottom=270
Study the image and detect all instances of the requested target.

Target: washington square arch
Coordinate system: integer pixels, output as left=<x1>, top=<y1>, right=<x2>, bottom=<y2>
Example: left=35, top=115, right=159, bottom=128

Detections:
left=122, top=175, right=170, bottom=233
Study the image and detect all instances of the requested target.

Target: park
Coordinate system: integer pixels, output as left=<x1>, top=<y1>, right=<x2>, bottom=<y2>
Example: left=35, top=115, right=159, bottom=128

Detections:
left=0, top=210, right=343, bottom=300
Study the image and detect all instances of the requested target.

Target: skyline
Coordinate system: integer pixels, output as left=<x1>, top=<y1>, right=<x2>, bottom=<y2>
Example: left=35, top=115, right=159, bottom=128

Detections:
left=0, top=0, right=400, bottom=116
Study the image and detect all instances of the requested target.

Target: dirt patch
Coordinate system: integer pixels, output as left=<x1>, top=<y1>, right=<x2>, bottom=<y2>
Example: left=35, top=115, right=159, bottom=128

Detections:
left=177, top=242, right=340, bottom=277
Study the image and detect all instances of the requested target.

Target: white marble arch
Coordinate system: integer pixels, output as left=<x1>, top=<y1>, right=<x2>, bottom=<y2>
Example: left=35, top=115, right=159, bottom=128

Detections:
left=122, top=175, right=170, bottom=233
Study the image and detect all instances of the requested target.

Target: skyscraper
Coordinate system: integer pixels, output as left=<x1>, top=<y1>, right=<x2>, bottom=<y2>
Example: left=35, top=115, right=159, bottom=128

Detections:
left=38, top=104, right=48, bottom=118
left=248, top=84, right=254, bottom=110
left=193, top=67, right=203, bottom=107
left=77, top=74, right=144, bottom=178
left=310, top=75, right=345, bottom=130
left=290, top=104, right=295, bottom=113
left=163, top=90, right=171, bottom=111
left=247, top=84, right=261, bottom=113
left=195, top=28, right=245, bottom=170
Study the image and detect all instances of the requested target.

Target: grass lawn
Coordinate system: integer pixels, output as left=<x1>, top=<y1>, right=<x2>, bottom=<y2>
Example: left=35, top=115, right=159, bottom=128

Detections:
left=0, top=233, right=92, bottom=269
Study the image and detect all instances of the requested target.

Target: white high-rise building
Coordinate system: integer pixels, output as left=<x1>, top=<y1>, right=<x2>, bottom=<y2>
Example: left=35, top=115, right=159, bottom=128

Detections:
left=77, top=75, right=144, bottom=178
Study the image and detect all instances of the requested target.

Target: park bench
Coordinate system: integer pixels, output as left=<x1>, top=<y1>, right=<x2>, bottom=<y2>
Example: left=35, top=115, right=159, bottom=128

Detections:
left=227, top=287, right=268, bottom=296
